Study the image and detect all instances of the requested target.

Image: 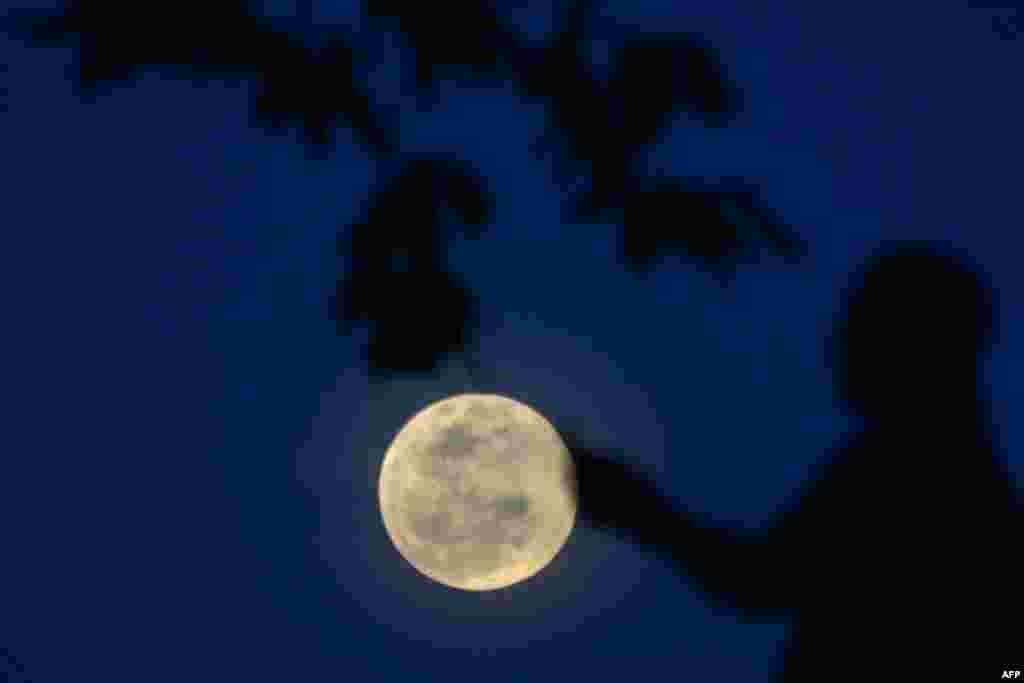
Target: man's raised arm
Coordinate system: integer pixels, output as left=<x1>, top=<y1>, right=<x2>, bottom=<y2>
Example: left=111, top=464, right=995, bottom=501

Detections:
left=564, top=428, right=798, bottom=617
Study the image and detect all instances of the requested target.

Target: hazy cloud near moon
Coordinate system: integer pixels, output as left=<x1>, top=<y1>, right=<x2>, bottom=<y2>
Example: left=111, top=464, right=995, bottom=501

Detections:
left=378, top=393, right=576, bottom=591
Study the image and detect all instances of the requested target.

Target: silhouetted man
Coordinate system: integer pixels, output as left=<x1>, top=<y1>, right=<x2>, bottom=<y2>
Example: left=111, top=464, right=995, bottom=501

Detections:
left=565, top=241, right=1021, bottom=680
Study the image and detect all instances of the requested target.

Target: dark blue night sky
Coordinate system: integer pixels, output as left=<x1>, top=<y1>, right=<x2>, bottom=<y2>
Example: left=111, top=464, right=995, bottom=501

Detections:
left=2, top=2, right=1022, bottom=681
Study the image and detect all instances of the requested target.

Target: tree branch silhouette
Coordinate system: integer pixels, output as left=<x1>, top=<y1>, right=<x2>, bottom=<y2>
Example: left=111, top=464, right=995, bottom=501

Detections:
left=329, top=156, right=494, bottom=376
left=8, top=0, right=808, bottom=378
left=7, top=1, right=395, bottom=154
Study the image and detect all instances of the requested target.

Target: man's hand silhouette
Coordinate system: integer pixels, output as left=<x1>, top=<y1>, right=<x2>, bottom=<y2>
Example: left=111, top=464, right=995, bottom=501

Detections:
left=558, top=421, right=673, bottom=544
left=557, top=419, right=786, bottom=616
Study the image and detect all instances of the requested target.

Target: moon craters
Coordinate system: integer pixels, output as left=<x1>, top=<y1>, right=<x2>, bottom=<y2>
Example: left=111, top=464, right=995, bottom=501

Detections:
left=378, top=394, right=576, bottom=590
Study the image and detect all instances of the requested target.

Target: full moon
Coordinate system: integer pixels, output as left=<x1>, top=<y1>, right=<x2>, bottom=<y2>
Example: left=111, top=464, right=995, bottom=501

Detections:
left=378, top=394, right=577, bottom=591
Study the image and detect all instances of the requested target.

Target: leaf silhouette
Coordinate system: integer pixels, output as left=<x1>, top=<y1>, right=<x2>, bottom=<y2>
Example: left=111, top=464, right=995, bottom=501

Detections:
left=333, top=266, right=479, bottom=376
left=9, top=0, right=809, bottom=384
left=331, top=157, right=495, bottom=374
left=607, top=33, right=743, bottom=137
left=7, top=1, right=394, bottom=154
left=363, top=0, right=523, bottom=104
left=619, top=177, right=807, bottom=283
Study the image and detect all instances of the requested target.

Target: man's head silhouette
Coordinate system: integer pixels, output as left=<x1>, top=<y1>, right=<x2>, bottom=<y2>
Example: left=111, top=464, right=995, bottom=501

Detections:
left=828, top=241, right=998, bottom=423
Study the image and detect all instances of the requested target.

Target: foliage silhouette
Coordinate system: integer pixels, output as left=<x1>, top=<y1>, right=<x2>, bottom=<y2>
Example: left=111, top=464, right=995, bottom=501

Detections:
left=514, top=8, right=745, bottom=213
left=608, top=33, right=742, bottom=131
left=509, top=7, right=800, bottom=283
left=329, top=157, right=494, bottom=376
left=619, top=176, right=806, bottom=284
left=8, top=1, right=394, bottom=154
left=560, top=240, right=1022, bottom=680
left=988, top=7, right=1022, bottom=41
left=362, top=0, right=523, bottom=105
left=8, top=0, right=806, bottom=377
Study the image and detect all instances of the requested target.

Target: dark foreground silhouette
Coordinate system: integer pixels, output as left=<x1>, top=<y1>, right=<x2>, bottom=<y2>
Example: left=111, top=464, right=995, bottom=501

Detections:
left=8, top=0, right=805, bottom=378
left=563, top=241, right=1022, bottom=680
left=8, top=1, right=395, bottom=154
left=329, top=157, right=493, bottom=375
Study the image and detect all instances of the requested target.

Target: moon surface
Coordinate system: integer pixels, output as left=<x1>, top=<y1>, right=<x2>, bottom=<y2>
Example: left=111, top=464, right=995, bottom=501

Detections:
left=378, top=394, right=577, bottom=591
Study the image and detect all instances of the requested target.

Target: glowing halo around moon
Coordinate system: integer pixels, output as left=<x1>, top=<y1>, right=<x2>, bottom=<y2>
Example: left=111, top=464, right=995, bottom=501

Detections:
left=377, top=393, right=578, bottom=591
